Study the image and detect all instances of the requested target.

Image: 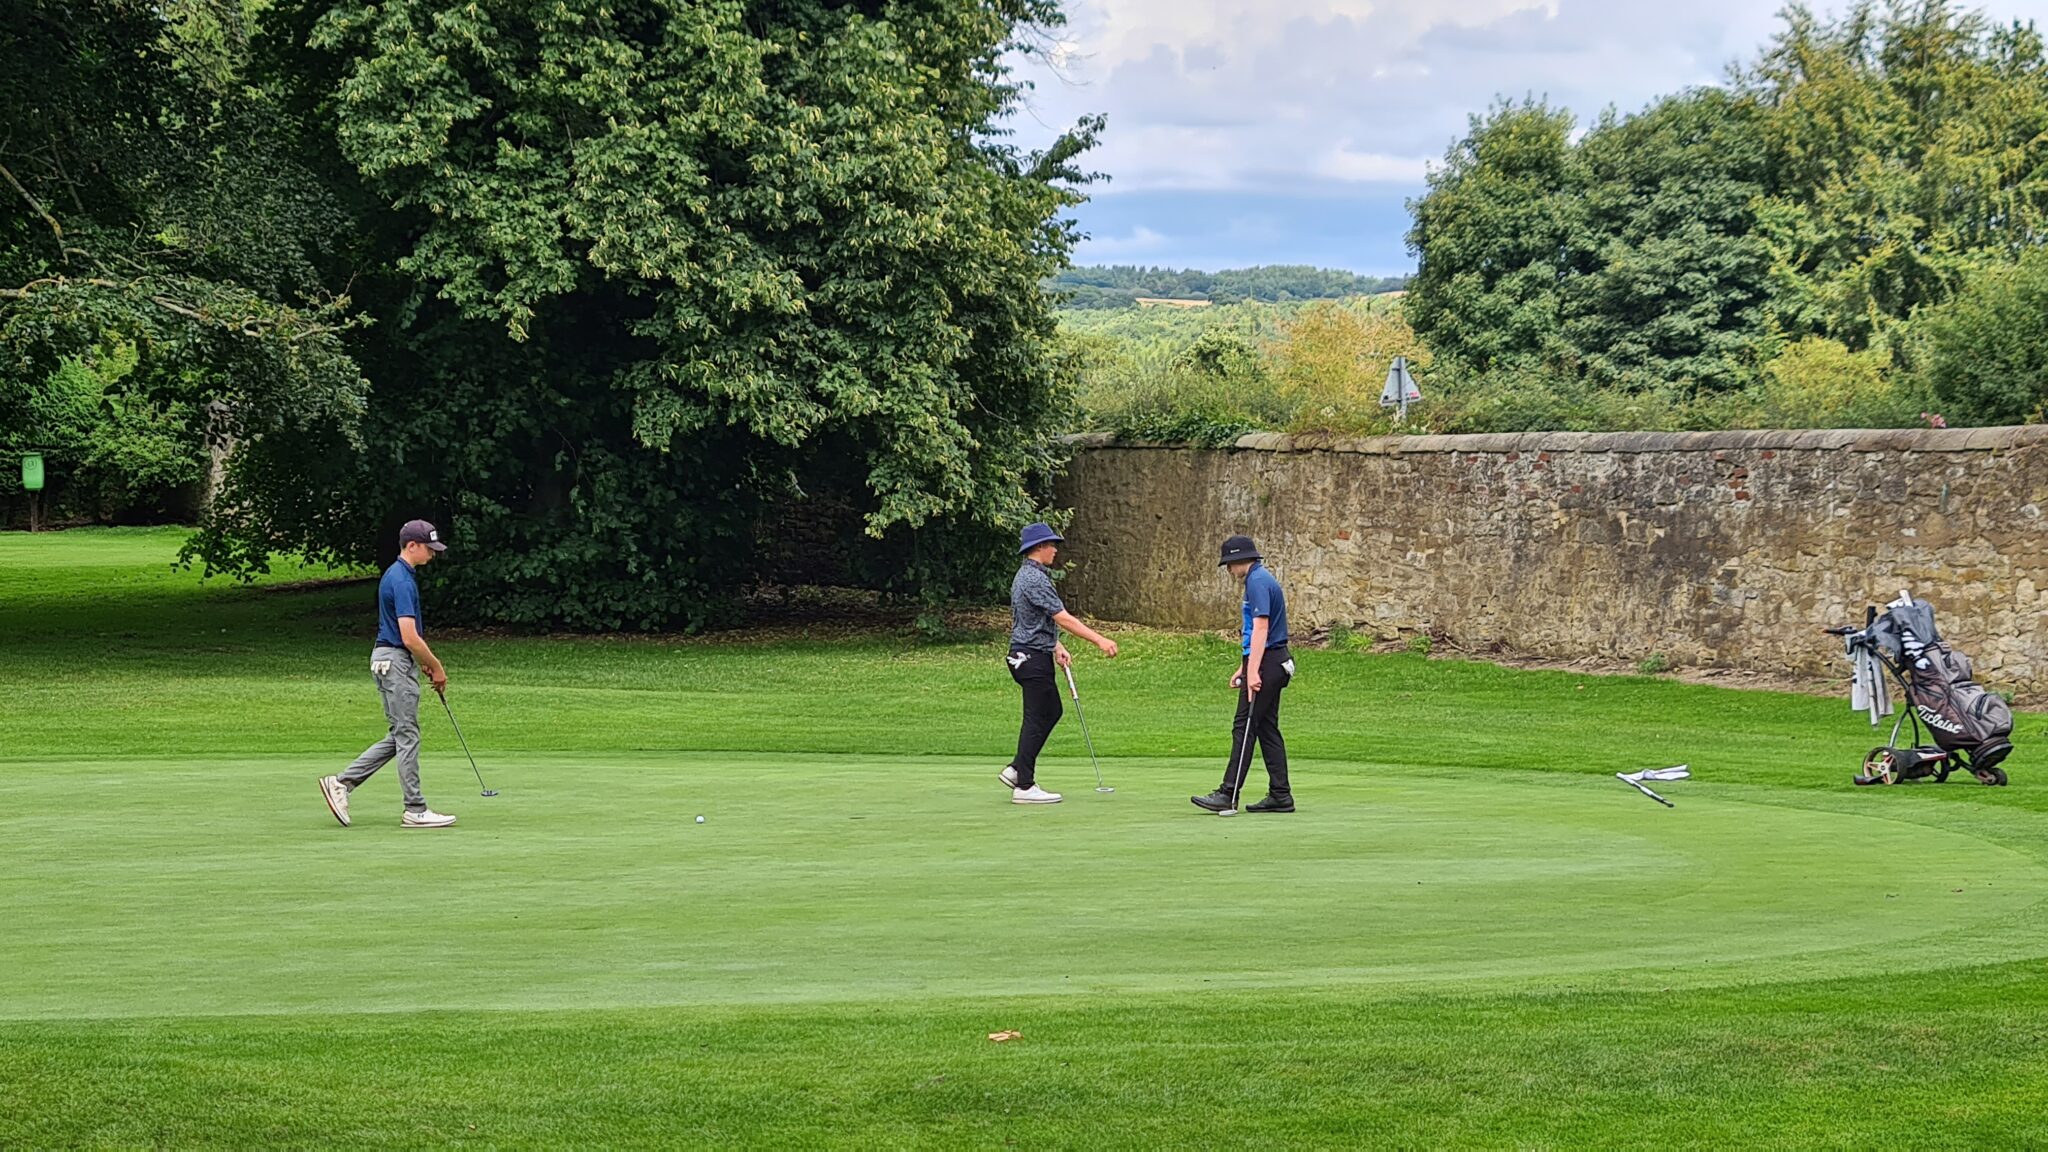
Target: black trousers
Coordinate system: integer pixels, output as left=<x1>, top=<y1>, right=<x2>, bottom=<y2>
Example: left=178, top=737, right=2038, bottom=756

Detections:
left=1007, top=647, right=1062, bottom=788
left=1222, top=645, right=1293, bottom=798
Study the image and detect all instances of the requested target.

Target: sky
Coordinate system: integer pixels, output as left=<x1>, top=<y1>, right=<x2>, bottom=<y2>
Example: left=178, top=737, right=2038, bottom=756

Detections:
left=1004, top=0, right=2048, bottom=275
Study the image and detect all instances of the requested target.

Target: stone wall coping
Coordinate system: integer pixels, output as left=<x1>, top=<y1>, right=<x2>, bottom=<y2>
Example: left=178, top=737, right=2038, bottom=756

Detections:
left=1062, top=425, right=2048, bottom=455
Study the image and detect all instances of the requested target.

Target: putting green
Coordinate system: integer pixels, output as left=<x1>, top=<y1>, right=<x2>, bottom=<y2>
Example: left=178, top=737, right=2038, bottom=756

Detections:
left=5, top=755, right=2044, bottom=1020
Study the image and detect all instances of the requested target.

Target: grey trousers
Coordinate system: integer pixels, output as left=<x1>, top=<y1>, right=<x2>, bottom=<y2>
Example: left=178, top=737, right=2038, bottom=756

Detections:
left=339, top=646, right=427, bottom=812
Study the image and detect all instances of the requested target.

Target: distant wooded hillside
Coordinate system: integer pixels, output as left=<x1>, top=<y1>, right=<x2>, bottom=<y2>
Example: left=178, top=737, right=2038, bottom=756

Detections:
left=1047, top=265, right=1409, bottom=310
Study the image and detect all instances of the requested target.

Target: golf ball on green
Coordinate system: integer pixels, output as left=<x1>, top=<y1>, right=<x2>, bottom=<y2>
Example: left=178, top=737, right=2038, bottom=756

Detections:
left=695, top=815, right=705, bottom=823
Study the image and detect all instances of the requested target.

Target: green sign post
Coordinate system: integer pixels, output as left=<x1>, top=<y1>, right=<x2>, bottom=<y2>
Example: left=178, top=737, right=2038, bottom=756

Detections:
left=22, top=452, right=43, bottom=532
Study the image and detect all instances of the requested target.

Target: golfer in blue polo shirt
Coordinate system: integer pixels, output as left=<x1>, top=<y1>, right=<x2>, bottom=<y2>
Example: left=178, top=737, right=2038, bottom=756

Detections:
left=319, top=520, right=459, bottom=829
left=1193, top=535, right=1297, bottom=814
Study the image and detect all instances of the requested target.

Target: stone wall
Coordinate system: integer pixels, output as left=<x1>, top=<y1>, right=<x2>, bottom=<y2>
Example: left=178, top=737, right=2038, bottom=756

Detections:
left=1055, top=427, right=2048, bottom=695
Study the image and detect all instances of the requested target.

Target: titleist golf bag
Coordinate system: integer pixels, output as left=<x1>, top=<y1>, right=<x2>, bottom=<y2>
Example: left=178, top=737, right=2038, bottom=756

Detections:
left=1830, top=593, right=2014, bottom=787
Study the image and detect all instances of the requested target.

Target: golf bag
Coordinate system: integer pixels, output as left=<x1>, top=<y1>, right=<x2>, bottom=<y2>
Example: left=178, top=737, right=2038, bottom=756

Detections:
left=1830, top=593, right=2014, bottom=787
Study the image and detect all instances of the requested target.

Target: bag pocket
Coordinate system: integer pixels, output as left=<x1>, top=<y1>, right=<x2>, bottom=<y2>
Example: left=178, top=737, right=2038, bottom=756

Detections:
left=1968, top=688, right=2014, bottom=742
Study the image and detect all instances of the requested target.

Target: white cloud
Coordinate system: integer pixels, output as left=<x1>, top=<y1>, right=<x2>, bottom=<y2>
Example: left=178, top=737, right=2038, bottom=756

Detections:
left=1012, top=0, right=1790, bottom=194
left=1081, top=224, right=1173, bottom=258
left=1009, top=0, right=2048, bottom=267
left=1314, top=145, right=1431, bottom=185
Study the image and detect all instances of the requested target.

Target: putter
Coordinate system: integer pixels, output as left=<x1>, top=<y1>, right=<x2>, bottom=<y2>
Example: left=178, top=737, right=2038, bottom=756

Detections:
left=1616, top=773, right=1673, bottom=808
left=1062, top=663, right=1114, bottom=793
left=1219, top=672, right=1259, bottom=817
left=437, top=688, right=499, bottom=796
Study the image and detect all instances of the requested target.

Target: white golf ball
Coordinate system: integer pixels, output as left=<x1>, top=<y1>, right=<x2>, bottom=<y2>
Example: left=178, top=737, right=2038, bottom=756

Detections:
left=695, top=815, right=705, bottom=824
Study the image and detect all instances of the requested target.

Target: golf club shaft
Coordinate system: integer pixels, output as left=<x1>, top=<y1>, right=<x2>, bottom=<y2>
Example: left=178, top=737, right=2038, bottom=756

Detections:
left=1225, top=668, right=1258, bottom=813
left=438, top=690, right=494, bottom=794
left=1619, top=774, right=1673, bottom=807
left=1062, top=664, right=1109, bottom=790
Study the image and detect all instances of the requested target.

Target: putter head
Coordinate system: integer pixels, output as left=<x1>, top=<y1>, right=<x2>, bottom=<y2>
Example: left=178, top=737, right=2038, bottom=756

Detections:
left=1217, top=807, right=1239, bottom=817
left=480, top=789, right=500, bottom=797
left=1096, top=786, right=1116, bottom=793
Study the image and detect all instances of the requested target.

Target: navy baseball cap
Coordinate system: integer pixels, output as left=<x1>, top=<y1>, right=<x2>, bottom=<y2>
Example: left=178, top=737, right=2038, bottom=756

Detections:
left=399, top=519, right=447, bottom=552
left=1018, top=522, right=1064, bottom=554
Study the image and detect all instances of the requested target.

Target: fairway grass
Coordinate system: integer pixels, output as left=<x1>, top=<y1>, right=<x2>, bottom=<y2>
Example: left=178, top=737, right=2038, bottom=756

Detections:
left=7, top=528, right=2048, bottom=1146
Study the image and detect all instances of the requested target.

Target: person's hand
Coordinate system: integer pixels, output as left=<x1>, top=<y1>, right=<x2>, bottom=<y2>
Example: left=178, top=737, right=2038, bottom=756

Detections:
left=1054, top=645, right=1073, bottom=668
left=429, top=666, right=449, bottom=694
left=1097, top=638, right=1119, bottom=658
left=1230, top=668, right=1245, bottom=689
left=1247, top=668, right=1263, bottom=695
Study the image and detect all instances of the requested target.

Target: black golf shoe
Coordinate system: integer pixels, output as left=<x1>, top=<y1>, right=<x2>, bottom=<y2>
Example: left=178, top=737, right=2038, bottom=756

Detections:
left=1190, top=790, right=1233, bottom=812
left=1247, top=793, right=1295, bottom=813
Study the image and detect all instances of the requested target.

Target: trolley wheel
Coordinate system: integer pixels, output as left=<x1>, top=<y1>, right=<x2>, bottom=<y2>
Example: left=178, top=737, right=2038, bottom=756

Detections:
left=1974, top=766, right=2010, bottom=787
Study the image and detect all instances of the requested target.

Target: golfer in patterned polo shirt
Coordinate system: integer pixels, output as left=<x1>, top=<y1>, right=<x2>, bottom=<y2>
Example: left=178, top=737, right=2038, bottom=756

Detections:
left=997, top=522, right=1118, bottom=804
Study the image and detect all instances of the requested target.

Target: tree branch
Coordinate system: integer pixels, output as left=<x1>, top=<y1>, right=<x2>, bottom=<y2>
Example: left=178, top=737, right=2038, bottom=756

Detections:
left=48, top=136, right=86, bottom=216
left=1, top=275, right=347, bottom=341
left=0, top=161, right=66, bottom=261
left=0, top=275, right=116, bottom=298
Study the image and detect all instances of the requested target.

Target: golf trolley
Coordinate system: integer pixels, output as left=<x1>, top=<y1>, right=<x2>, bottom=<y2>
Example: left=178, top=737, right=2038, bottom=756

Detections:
left=1828, top=593, right=2014, bottom=788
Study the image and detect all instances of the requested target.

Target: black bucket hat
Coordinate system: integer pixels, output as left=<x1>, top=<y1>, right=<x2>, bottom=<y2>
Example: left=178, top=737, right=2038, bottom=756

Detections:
left=1217, top=534, right=1262, bottom=566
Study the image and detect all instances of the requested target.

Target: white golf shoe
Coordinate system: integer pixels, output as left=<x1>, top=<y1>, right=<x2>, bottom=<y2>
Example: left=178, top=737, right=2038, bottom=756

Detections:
left=998, top=766, right=1020, bottom=788
left=318, top=776, right=350, bottom=827
left=1012, top=785, right=1062, bottom=805
left=400, top=808, right=458, bottom=829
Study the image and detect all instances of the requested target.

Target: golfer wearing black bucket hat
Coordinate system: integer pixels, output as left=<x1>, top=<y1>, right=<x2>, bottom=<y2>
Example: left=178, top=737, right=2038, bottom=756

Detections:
left=998, top=522, right=1118, bottom=804
left=1193, top=534, right=1296, bottom=814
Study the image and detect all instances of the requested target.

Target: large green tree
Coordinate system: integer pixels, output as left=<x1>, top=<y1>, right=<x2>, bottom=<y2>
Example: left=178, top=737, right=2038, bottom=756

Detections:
left=230, top=0, right=1098, bottom=627
left=1561, top=90, right=1774, bottom=391
left=0, top=1, right=366, bottom=526
left=1742, top=1, right=2048, bottom=348
left=1403, top=100, right=1580, bottom=377
left=1406, top=92, right=1775, bottom=393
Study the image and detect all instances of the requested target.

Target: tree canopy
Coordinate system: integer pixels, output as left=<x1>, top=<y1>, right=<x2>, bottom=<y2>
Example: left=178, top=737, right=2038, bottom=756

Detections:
left=1405, top=0, right=2048, bottom=425
left=1, top=0, right=367, bottom=527
left=4, top=0, right=1101, bottom=626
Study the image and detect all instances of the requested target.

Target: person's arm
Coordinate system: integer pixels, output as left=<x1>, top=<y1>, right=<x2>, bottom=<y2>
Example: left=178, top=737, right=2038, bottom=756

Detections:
left=1239, top=574, right=1273, bottom=691
left=399, top=616, right=448, bottom=693
left=1053, top=609, right=1118, bottom=658
left=1245, top=616, right=1271, bottom=693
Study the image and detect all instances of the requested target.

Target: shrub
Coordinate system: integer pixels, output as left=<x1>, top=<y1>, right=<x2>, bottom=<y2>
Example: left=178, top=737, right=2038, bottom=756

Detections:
left=1, top=342, right=208, bottom=521
left=1269, top=300, right=1433, bottom=435
left=1326, top=622, right=1375, bottom=654
left=1738, top=337, right=1923, bottom=429
left=1432, top=363, right=1697, bottom=434
left=1918, top=250, right=2048, bottom=425
left=1071, top=329, right=1286, bottom=446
